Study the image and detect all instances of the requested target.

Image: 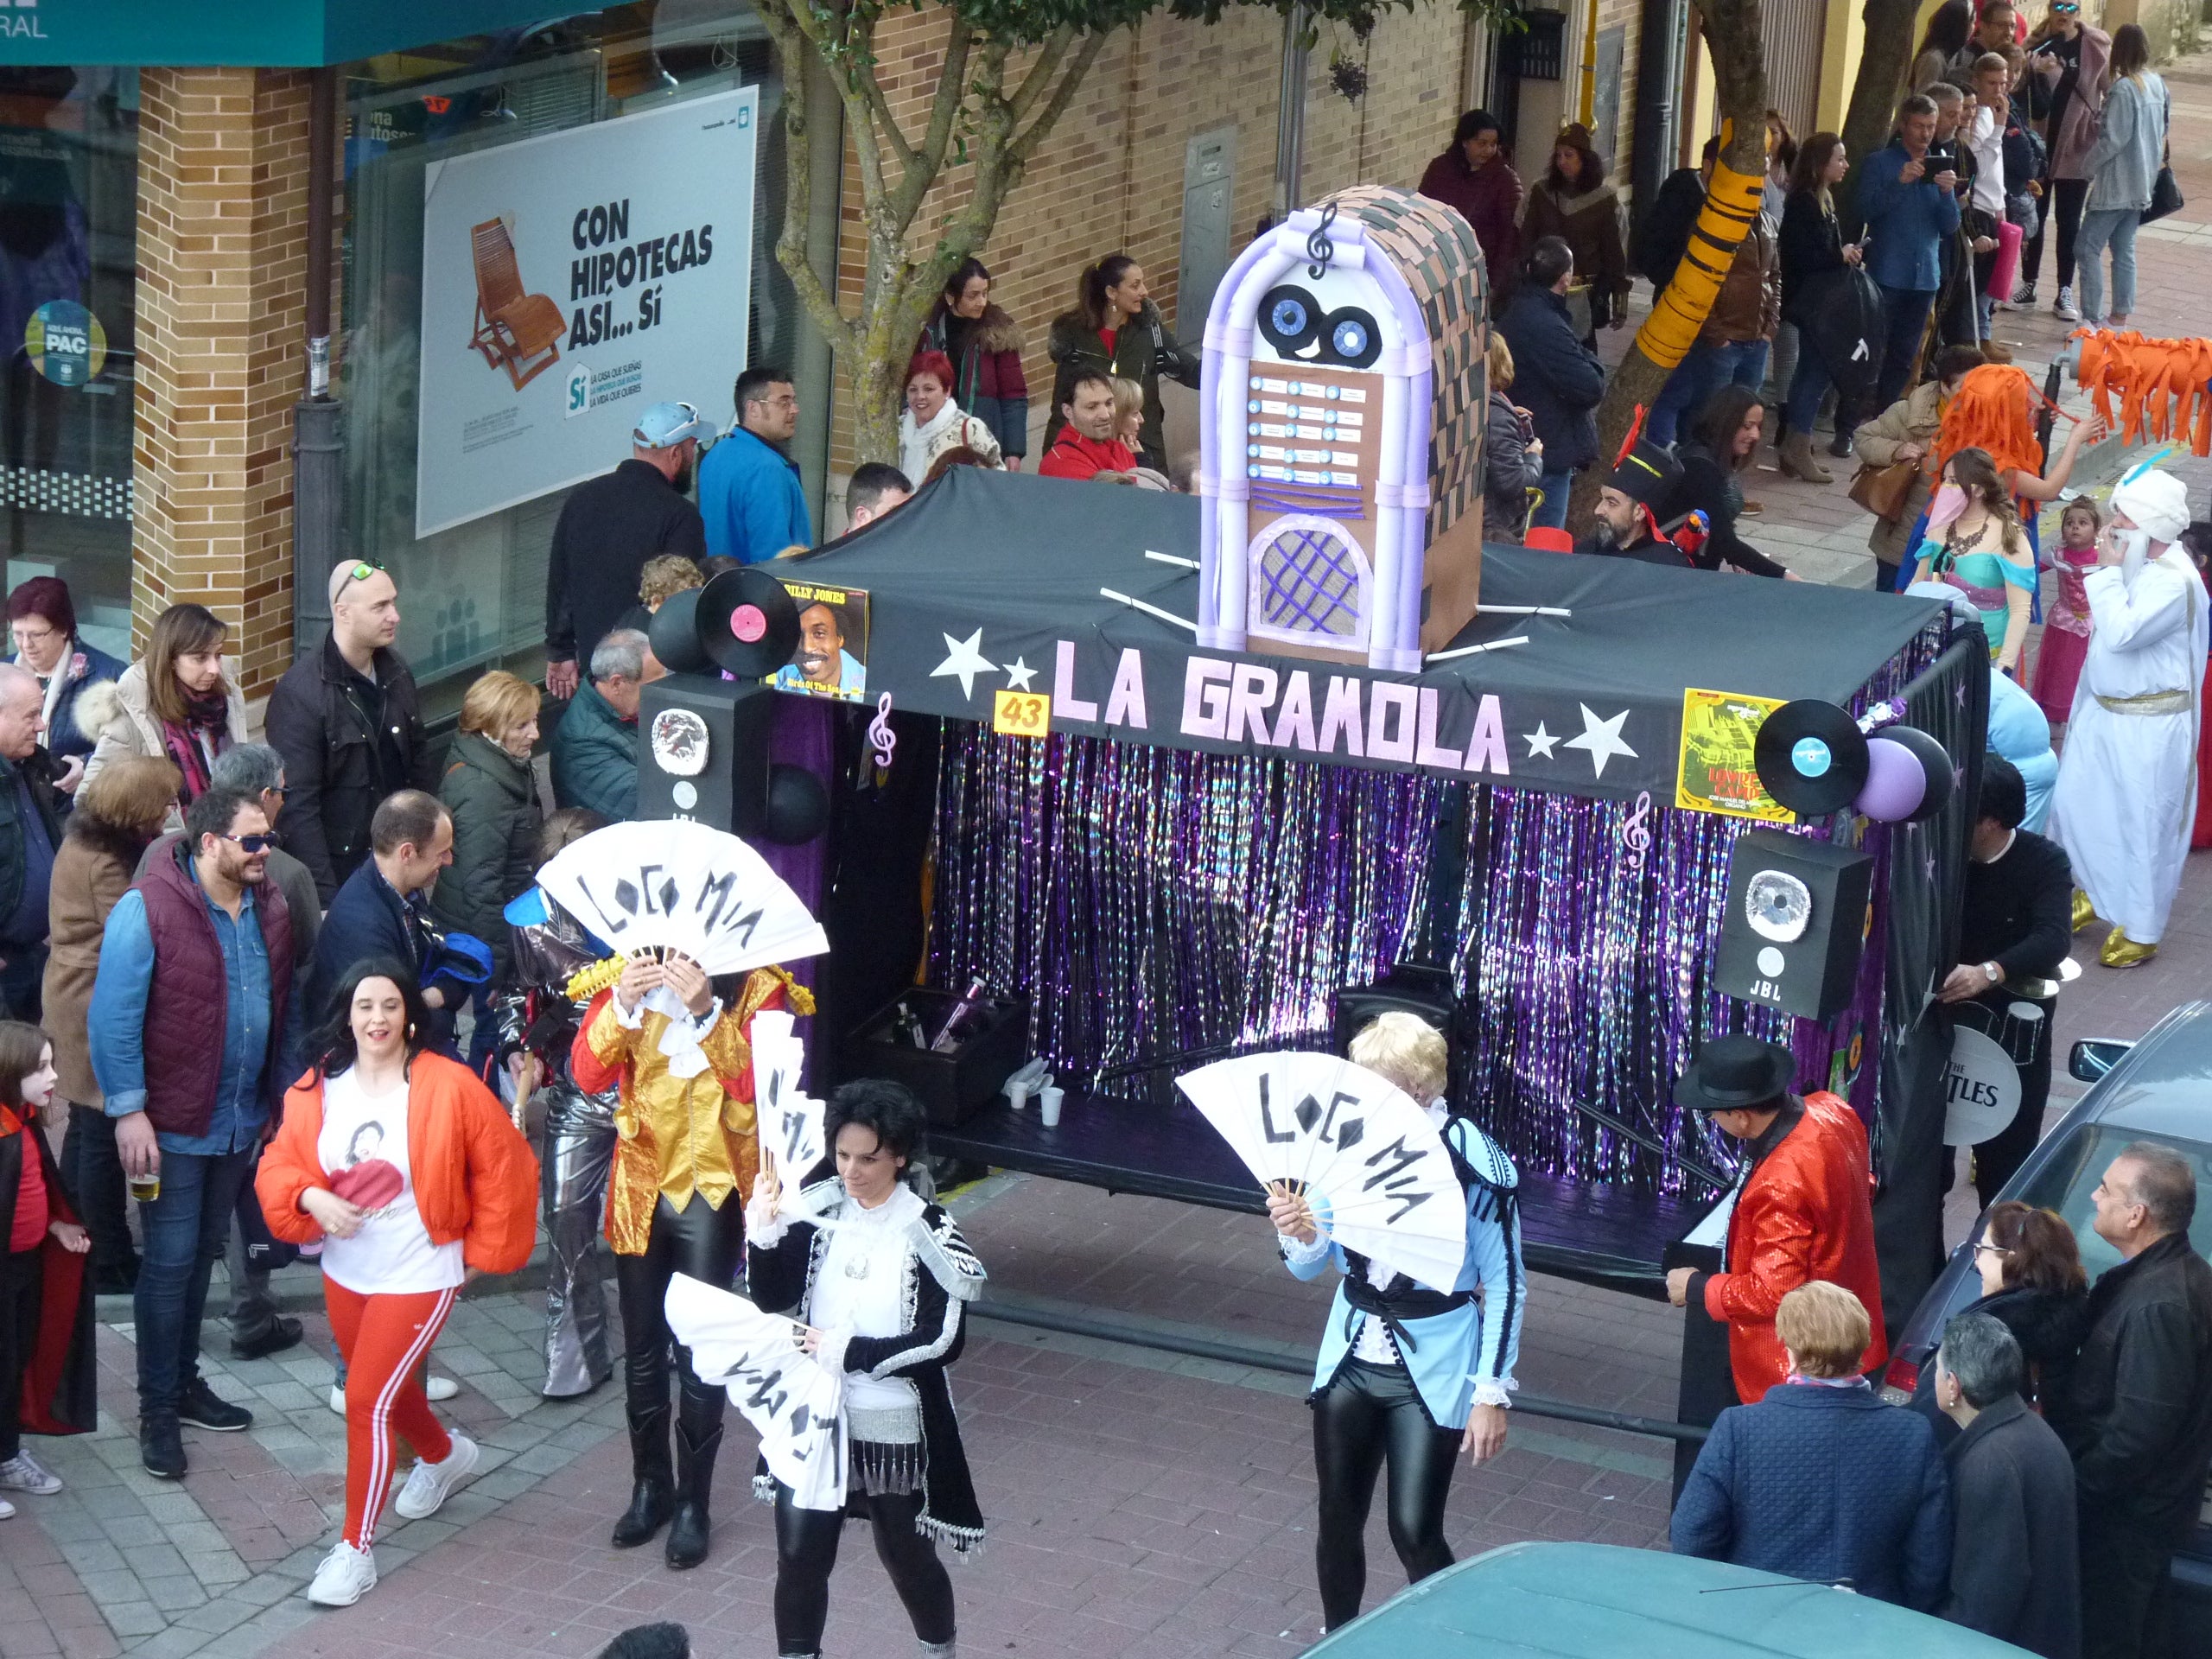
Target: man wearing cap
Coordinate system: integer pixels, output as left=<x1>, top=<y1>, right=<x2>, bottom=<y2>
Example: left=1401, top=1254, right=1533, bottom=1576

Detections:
left=266, top=562, right=432, bottom=905
left=1665, top=1035, right=1887, bottom=1404
left=2049, top=464, right=2210, bottom=968
left=696, top=366, right=810, bottom=567
left=544, top=402, right=711, bottom=701
left=1581, top=438, right=1689, bottom=566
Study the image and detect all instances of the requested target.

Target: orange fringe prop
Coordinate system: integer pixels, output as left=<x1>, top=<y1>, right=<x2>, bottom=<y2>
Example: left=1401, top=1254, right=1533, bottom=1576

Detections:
left=1935, top=364, right=2047, bottom=482
left=2071, top=328, right=2212, bottom=454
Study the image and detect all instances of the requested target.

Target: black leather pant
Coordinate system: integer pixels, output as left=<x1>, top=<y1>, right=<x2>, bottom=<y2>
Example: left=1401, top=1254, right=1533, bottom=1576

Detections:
left=773, top=1484, right=954, bottom=1656
left=613, top=1192, right=745, bottom=1445
left=1312, top=1359, right=1459, bottom=1630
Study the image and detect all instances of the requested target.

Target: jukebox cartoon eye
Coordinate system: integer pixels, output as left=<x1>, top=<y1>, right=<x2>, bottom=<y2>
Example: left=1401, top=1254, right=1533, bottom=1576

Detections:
left=1259, top=285, right=1323, bottom=356
left=1324, top=308, right=1382, bottom=369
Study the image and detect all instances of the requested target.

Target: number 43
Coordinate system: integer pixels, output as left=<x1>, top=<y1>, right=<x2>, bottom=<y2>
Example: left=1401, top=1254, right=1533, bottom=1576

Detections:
left=992, top=690, right=1051, bottom=737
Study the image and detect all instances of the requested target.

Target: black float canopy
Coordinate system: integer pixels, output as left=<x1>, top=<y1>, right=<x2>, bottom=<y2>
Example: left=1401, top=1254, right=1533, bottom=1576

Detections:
left=780, top=467, right=1945, bottom=803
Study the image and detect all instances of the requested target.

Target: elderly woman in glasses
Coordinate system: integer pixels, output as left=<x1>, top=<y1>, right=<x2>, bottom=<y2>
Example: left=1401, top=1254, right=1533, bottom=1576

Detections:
left=6, top=577, right=124, bottom=796
left=1912, top=1199, right=2089, bottom=1430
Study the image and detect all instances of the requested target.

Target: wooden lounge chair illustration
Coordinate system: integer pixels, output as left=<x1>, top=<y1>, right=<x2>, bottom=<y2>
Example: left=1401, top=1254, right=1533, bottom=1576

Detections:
left=467, top=217, right=564, bottom=390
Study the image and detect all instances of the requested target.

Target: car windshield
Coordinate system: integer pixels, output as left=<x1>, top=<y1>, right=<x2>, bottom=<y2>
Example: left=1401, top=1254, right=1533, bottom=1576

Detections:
left=2012, top=1123, right=2212, bottom=1282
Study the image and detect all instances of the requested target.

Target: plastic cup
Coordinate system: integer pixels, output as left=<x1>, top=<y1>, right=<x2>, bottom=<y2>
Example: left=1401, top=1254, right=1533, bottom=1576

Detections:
left=1038, top=1085, right=1065, bottom=1128
left=128, top=1173, right=160, bottom=1203
left=1007, top=1081, right=1031, bottom=1111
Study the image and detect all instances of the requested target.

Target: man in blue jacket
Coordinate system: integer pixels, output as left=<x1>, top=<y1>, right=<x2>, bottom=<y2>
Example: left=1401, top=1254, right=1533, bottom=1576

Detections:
left=1672, top=1281, right=1952, bottom=1610
left=1859, top=93, right=1964, bottom=410
left=314, top=789, right=462, bottom=1052
left=698, top=365, right=810, bottom=564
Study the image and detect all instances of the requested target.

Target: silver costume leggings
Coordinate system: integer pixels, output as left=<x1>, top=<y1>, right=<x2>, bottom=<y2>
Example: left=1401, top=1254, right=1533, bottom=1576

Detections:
left=540, top=1084, right=619, bottom=1398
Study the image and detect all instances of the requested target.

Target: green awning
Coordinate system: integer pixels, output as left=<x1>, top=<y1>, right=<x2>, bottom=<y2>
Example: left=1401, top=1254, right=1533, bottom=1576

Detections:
left=0, top=0, right=597, bottom=67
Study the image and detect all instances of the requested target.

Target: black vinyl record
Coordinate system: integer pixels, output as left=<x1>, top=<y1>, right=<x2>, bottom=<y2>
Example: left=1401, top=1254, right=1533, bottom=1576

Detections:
left=697, top=567, right=801, bottom=679
left=647, top=588, right=712, bottom=675
left=1872, top=723, right=1956, bottom=823
left=1752, top=699, right=1871, bottom=817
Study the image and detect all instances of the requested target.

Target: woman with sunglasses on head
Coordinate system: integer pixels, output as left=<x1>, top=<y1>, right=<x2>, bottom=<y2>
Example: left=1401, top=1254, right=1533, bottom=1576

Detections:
left=76, top=604, right=245, bottom=810
left=257, top=958, right=537, bottom=1607
left=1912, top=1199, right=2088, bottom=1433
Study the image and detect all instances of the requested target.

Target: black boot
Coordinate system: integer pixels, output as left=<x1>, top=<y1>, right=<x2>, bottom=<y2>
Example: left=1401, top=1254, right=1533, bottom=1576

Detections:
left=611, top=1405, right=674, bottom=1548
left=664, top=1420, right=722, bottom=1570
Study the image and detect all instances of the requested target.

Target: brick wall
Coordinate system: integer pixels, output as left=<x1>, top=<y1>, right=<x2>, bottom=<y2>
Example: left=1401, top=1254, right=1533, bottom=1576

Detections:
left=132, top=67, right=324, bottom=701
left=823, top=4, right=1478, bottom=479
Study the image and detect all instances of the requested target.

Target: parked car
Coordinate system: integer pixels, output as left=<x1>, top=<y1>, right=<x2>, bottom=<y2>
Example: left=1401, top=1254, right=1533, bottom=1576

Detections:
left=1304, top=1541, right=2031, bottom=1656
left=1882, top=999, right=2212, bottom=1655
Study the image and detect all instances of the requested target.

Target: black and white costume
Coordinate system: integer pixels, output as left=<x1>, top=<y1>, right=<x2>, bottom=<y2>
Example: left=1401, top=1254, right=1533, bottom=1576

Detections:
left=746, top=1168, right=985, bottom=1659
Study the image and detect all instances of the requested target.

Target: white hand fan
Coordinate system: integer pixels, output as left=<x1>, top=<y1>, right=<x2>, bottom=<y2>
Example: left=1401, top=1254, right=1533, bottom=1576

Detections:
left=1176, top=1051, right=1466, bottom=1294
left=537, top=819, right=828, bottom=976
left=666, top=1274, right=847, bottom=1511
left=752, top=1009, right=824, bottom=1180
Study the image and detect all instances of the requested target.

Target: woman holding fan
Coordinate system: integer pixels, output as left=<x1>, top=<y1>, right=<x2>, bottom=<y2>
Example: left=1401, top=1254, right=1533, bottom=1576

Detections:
left=747, top=1078, right=986, bottom=1659
left=569, top=947, right=807, bottom=1571
left=1267, top=1012, right=1526, bottom=1632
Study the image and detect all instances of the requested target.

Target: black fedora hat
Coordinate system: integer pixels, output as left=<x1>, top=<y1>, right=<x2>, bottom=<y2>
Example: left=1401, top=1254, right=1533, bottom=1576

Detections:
left=1673, top=1034, right=1795, bottom=1113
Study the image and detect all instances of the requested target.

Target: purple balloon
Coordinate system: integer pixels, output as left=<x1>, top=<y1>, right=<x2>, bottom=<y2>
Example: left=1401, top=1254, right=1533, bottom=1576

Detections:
left=1853, top=735, right=1929, bottom=823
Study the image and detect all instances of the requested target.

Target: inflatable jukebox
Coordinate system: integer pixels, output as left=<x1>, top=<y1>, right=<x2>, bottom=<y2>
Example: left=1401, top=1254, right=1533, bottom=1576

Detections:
left=1196, top=186, right=1490, bottom=673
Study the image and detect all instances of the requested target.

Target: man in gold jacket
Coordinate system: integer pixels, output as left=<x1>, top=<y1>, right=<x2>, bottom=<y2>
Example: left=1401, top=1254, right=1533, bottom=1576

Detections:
left=570, top=951, right=808, bottom=1571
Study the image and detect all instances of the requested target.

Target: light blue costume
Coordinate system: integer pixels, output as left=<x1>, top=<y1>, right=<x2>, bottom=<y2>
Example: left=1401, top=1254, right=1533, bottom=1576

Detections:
left=1986, top=664, right=2058, bottom=832
left=1281, top=1114, right=1525, bottom=1427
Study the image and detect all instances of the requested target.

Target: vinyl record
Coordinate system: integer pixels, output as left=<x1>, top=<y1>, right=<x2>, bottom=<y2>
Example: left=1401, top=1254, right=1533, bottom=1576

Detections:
left=697, top=568, right=801, bottom=679
left=1871, top=724, right=1955, bottom=823
left=648, top=588, right=712, bottom=675
left=1752, top=699, right=1870, bottom=817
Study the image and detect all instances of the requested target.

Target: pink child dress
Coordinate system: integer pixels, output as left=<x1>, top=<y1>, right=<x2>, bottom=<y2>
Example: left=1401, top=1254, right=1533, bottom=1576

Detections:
left=2031, top=543, right=2097, bottom=723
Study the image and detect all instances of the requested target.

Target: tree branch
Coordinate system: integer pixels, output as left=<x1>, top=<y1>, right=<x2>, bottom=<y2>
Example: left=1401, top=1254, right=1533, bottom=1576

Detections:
left=857, top=49, right=919, bottom=172
left=757, top=0, right=858, bottom=352
left=1007, top=26, right=1075, bottom=130
left=1009, top=29, right=1108, bottom=165
left=891, top=22, right=975, bottom=226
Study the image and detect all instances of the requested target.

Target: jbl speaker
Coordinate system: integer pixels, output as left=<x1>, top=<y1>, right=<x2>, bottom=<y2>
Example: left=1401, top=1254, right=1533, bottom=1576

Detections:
left=636, top=672, right=827, bottom=844
left=1333, top=964, right=1459, bottom=1094
left=1713, top=829, right=1874, bottom=1020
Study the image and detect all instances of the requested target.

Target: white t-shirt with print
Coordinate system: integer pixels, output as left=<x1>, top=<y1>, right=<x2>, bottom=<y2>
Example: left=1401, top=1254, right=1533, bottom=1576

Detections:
left=315, top=1068, right=465, bottom=1296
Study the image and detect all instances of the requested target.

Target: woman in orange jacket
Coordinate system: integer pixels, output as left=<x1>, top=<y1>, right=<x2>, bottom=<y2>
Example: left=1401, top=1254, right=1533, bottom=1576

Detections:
left=257, top=957, right=538, bottom=1610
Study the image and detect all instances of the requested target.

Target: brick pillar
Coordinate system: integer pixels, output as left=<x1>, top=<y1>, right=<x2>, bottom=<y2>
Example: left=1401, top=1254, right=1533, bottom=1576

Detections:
left=132, top=68, right=315, bottom=703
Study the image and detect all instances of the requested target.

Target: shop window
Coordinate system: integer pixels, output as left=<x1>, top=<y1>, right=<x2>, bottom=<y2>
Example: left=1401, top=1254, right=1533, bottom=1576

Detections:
left=0, top=67, right=137, bottom=664
left=340, top=3, right=818, bottom=712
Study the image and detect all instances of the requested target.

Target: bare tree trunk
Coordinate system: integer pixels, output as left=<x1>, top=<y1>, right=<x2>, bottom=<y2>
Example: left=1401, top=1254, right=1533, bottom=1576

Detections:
left=753, top=3, right=1106, bottom=465
left=1840, top=0, right=1925, bottom=189
left=1572, top=0, right=1769, bottom=531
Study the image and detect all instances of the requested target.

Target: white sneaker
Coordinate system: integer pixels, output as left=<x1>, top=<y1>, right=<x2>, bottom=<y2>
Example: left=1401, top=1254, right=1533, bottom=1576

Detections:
left=307, top=1541, right=377, bottom=1607
left=424, top=1374, right=460, bottom=1403
left=392, top=1432, right=479, bottom=1521
left=2055, top=286, right=2080, bottom=322
left=0, top=1452, right=62, bottom=1496
left=0, top=1496, right=15, bottom=1519
left=327, top=1384, right=346, bottom=1415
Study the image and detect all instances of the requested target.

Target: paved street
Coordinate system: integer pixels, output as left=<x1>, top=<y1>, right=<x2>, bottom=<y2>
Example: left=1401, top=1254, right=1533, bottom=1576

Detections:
left=8, top=48, right=2212, bottom=1659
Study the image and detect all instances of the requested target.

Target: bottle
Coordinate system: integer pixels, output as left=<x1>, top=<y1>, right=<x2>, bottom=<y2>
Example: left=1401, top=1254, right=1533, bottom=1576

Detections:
left=930, top=977, right=992, bottom=1053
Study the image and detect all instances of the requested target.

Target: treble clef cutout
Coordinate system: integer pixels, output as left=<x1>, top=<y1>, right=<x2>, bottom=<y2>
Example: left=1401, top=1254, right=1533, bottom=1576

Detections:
left=1305, top=201, right=1338, bottom=280
left=1620, top=790, right=1653, bottom=875
left=867, top=691, right=897, bottom=773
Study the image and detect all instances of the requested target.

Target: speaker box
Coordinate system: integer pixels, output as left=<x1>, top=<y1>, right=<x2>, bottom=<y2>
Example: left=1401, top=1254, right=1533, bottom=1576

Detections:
left=1713, top=830, right=1874, bottom=1021
left=636, top=671, right=772, bottom=833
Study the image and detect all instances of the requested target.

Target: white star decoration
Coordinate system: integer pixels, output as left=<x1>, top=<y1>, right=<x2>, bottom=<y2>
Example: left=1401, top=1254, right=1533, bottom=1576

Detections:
left=1523, top=722, right=1559, bottom=760
left=931, top=629, right=997, bottom=701
left=1002, top=657, right=1038, bottom=692
left=1562, top=704, right=1637, bottom=779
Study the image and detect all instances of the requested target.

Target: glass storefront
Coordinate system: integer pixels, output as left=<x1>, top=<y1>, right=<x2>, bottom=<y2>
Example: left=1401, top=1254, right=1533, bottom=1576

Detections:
left=340, top=1, right=827, bottom=714
left=0, top=67, right=137, bottom=663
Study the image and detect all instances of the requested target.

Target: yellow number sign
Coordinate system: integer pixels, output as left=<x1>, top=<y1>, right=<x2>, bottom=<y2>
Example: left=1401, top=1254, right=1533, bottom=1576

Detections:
left=991, top=690, right=1052, bottom=737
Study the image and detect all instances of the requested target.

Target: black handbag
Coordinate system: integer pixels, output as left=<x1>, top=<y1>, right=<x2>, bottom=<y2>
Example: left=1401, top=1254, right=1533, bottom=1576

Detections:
left=2144, top=89, right=2184, bottom=225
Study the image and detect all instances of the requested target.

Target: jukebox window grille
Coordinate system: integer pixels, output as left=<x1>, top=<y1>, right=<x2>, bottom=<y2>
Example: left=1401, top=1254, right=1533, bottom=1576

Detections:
left=1249, top=514, right=1370, bottom=646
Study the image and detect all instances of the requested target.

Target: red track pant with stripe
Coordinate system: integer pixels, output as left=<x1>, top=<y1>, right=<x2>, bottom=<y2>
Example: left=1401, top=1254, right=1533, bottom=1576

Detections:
left=325, top=1281, right=457, bottom=1548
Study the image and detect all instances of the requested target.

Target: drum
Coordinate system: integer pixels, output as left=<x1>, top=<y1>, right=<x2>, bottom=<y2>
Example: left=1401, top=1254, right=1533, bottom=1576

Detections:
left=1943, top=995, right=2049, bottom=1146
